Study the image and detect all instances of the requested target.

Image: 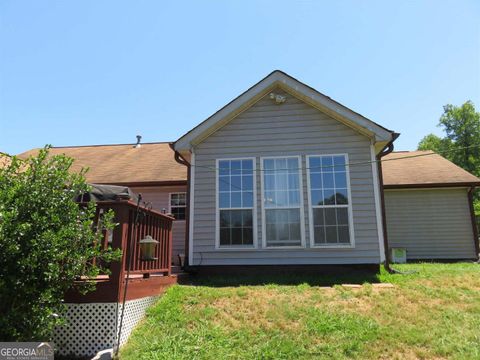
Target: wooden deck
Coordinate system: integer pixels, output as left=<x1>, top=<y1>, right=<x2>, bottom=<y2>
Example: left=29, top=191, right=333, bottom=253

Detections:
left=66, top=200, right=177, bottom=303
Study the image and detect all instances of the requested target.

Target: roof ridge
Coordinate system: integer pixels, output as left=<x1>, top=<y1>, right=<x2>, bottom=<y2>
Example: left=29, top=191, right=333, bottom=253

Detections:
left=49, top=141, right=174, bottom=149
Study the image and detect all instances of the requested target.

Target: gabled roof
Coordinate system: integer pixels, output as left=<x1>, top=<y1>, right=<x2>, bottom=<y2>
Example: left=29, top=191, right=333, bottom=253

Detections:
left=382, top=151, right=480, bottom=188
left=174, top=70, right=396, bottom=153
left=17, top=143, right=188, bottom=186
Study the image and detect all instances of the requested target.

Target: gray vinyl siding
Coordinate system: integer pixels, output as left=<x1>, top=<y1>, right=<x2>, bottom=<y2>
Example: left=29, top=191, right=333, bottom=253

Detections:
left=131, top=185, right=187, bottom=265
left=385, top=188, right=476, bottom=259
left=191, top=88, right=381, bottom=265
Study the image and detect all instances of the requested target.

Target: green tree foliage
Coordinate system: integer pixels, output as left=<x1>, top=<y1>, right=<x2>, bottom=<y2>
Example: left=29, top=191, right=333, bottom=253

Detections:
left=418, top=101, right=480, bottom=214
left=0, top=147, right=121, bottom=341
left=418, top=101, right=480, bottom=176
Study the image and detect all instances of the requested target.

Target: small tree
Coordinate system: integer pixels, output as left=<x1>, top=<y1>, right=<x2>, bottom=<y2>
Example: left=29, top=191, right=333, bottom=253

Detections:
left=0, top=147, right=121, bottom=341
left=418, top=101, right=480, bottom=215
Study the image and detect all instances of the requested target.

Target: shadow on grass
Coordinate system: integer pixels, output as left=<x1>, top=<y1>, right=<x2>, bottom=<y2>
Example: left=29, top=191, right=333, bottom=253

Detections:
left=179, top=266, right=381, bottom=287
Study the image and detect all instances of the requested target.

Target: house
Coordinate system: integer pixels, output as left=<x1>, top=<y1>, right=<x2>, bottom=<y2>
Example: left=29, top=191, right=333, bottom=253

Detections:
left=171, top=70, right=479, bottom=269
left=382, top=150, right=480, bottom=260
left=18, top=71, right=479, bottom=268
left=18, top=142, right=188, bottom=265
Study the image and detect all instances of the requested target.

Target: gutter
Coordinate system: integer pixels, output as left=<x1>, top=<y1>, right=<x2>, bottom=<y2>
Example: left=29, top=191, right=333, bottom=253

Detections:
left=467, top=186, right=480, bottom=261
left=169, top=143, right=192, bottom=271
left=376, top=133, right=400, bottom=273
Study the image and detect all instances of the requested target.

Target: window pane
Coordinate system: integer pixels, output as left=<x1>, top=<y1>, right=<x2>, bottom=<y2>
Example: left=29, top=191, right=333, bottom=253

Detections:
left=266, top=224, right=277, bottom=240
left=242, top=159, right=253, bottom=174
left=309, top=157, right=321, bottom=172
left=264, top=159, right=275, bottom=170
left=335, top=172, right=347, bottom=188
left=177, top=193, right=186, bottom=205
left=275, top=158, right=287, bottom=171
left=220, top=228, right=231, bottom=245
left=289, top=223, right=301, bottom=240
left=325, top=208, right=336, bottom=225
left=322, top=173, right=334, bottom=188
left=219, top=193, right=230, bottom=208
left=231, top=228, right=242, bottom=245
left=338, top=226, right=350, bottom=243
left=242, top=191, right=253, bottom=208
left=333, top=156, right=346, bottom=172
left=326, top=226, right=338, bottom=243
left=265, top=175, right=275, bottom=191
left=219, top=176, right=230, bottom=191
left=314, top=226, right=326, bottom=244
left=321, top=156, right=333, bottom=171
left=323, top=189, right=336, bottom=205
left=264, top=191, right=276, bottom=208
left=172, top=207, right=186, bottom=220
left=311, top=190, right=323, bottom=206
left=231, top=192, right=242, bottom=207
left=220, top=210, right=231, bottom=227
left=231, top=160, right=242, bottom=175
left=336, top=189, right=348, bottom=205
left=242, top=175, right=253, bottom=191
left=242, top=210, right=253, bottom=227
left=219, top=160, right=230, bottom=176
left=231, top=175, right=242, bottom=191
left=313, top=208, right=325, bottom=226
left=287, top=157, right=298, bottom=171
left=231, top=209, right=242, bottom=227
left=288, top=191, right=300, bottom=206
left=288, top=174, right=300, bottom=189
left=336, top=208, right=349, bottom=225
left=276, top=191, right=288, bottom=207
left=310, top=173, right=322, bottom=189
left=242, top=228, right=253, bottom=245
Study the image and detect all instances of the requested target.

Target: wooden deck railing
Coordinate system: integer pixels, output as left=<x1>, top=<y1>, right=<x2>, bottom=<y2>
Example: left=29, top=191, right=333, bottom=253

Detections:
left=124, top=204, right=172, bottom=275
left=66, top=199, right=175, bottom=303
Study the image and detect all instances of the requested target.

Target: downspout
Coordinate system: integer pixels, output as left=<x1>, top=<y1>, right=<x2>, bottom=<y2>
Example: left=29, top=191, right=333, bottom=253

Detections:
left=467, top=186, right=479, bottom=261
left=169, top=143, right=192, bottom=270
left=376, top=133, right=400, bottom=273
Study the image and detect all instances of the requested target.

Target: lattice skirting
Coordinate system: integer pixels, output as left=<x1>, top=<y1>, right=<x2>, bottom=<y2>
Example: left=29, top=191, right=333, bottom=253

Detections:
left=53, top=296, right=157, bottom=358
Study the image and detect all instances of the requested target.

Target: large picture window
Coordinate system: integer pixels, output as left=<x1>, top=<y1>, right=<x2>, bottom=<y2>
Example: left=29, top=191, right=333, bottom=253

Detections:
left=262, top=157, right=303, bottom=247
left=217, top=158, right=255, bottom=247
left=307, top=154, right=353, bottom=246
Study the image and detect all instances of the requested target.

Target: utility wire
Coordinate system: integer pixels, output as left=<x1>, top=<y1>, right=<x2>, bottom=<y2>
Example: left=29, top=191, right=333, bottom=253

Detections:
left=191, top=143, right=480, bottom=173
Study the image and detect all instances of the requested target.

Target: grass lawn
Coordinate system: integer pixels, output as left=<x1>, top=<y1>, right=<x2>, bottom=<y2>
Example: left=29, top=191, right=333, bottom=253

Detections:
left=120, top=263, right=480, bottom=359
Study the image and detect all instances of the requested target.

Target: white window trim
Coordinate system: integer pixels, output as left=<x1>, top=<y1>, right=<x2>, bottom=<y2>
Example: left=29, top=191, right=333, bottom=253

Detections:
left=215, top=157, right=258, bottom=250
left=306, top=153, right=355, bottom=249
left=260, top=155, right=306, bottom=249
left=168, top=192, right=187, bottom=221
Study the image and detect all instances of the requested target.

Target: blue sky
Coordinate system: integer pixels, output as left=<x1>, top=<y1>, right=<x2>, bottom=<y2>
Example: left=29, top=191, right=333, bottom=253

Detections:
left=1, top=1, right=479, bottom=155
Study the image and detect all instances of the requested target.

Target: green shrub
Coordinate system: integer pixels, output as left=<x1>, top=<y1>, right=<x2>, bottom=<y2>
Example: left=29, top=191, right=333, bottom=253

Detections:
left=0, top=147, right=120, bottom=341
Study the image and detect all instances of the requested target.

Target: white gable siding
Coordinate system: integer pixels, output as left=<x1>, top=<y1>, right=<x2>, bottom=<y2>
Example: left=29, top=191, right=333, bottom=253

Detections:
left=131, top=185, right=187, bottom=265
left=191, top=89, right=381, bottom=265
left=385, top=188, right=476, bottom=259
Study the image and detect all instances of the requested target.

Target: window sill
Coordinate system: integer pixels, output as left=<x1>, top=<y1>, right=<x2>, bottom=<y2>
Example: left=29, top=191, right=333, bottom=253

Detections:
left=310, top=244, right=355, bottom=249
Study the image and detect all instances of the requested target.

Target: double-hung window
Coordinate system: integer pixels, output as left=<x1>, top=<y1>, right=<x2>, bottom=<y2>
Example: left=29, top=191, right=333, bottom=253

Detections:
left=307, top=154, right=353, bottom=246
left=262, top=156, right=304, bottom=247
left=169, top=192, right=186, bottom=220
left=217, top=158, right=255, bottom=247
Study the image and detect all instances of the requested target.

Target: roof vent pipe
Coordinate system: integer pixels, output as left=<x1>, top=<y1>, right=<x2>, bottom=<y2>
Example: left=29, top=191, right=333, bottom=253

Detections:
left=134, top=135, right=142, bottom=148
